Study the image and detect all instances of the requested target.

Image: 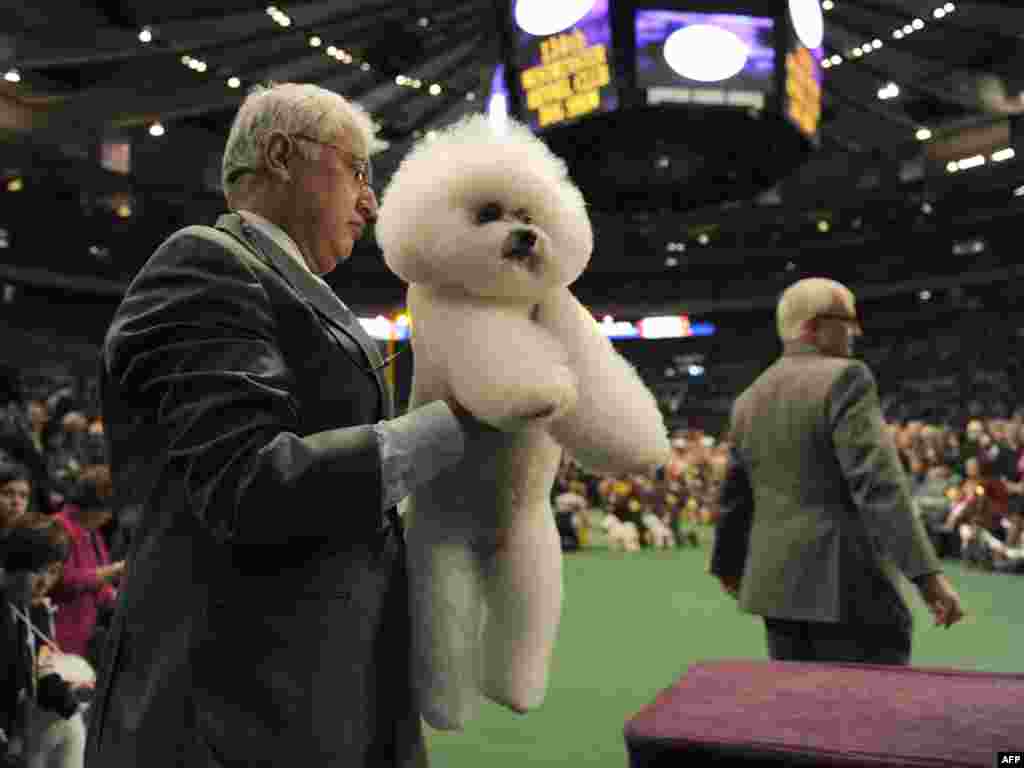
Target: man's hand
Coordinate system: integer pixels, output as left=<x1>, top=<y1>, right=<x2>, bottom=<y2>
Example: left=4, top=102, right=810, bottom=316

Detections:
left=915, top=573, right=965, bottom=628
left=711, top=568, right=740, bottom=599
left=720, top=581, right=737, bottom=606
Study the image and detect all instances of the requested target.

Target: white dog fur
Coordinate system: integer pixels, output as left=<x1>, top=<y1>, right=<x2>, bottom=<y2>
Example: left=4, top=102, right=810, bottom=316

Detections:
left=376, top=114, right=670, bottom=730
left=602, top=514, right=641, bottom=552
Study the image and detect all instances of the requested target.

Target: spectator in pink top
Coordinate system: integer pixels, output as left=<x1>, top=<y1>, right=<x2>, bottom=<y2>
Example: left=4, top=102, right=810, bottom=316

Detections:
left=50, top=465, right=125, bottom=661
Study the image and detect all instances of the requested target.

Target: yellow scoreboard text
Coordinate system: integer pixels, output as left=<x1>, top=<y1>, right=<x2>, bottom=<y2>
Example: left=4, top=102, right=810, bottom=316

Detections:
left=520, top=30, right=611, bottom=128
left=786, top=46, right=822, bottom=138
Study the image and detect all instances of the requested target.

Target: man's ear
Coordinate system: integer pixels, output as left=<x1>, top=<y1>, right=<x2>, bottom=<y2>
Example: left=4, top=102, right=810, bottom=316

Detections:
left=264, top=132, right=293, bottom=183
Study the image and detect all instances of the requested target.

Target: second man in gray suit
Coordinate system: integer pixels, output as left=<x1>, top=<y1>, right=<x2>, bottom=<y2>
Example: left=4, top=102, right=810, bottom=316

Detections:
left=711, top=277, right=964, bottom=664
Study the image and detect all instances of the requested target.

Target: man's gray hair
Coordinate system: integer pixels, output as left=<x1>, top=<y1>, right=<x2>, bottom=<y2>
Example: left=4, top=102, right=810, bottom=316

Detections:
left=221, top=82, right=377, bottom=199
left=776, top=277, right=856, bottom=342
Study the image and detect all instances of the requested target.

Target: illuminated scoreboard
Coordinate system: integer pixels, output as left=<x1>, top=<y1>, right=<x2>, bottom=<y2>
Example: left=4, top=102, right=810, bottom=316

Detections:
left=512, top=0, right=619, bottom=131
left=785, top=44, right=823, bottom=140
left=497, top=1, right=828, bottom=211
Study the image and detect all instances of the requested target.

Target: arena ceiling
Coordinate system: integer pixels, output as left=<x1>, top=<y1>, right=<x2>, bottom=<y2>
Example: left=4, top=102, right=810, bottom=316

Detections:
left=1, top=0, right=1024, bottom=320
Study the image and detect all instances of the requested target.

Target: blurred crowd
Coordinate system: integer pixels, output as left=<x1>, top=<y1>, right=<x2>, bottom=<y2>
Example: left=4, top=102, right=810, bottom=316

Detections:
left=552, top=414, right=1024, bottom=573
left=0, top=366, right=126, bottom=767
left=552, top=428, right=730, bottom=552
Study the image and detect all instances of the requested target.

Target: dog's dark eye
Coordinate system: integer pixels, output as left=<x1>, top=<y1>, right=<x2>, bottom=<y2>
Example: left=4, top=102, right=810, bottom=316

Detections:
left=477, top=202, right=503, bottom=224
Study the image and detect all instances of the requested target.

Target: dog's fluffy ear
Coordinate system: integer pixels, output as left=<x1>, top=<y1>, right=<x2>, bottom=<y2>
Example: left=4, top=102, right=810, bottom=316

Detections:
left=376, top=114, right=592, bottom=286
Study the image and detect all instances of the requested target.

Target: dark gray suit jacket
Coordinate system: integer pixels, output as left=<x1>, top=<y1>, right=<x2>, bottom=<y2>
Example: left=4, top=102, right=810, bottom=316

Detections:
left=85, top=213, right=427, bottom=767
left=711, top=342, right=941, bottom=627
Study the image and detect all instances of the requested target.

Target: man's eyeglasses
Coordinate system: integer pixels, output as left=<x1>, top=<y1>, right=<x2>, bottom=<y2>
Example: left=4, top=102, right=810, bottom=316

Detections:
left=289, top=134, right=372, bottom=188
left=225, top=133, right=372, bottom=189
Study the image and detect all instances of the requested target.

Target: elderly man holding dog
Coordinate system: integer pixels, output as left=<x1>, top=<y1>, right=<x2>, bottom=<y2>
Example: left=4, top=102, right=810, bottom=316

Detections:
left=710, top=277, right=965, bottom=665
left=87, top=82, right=494, bottom=768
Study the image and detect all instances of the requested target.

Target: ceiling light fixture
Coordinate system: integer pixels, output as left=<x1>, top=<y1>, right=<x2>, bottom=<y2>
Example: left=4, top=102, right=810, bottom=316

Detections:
left=267, top=6, right=291, bottom=26
left=915, top=127, right=932, bottom=141
left=877, top=82, right=900, bottom=100
left=309, top=36, right=322, bottom=47
left=138, top=27, right=153, bottom=43
left=227, top=76, right=241, bottom=89
left=992, top=147, right=1016, bottom=162
left=3, top=69, right=20, bottom=83
left=822, top=0, right=834, bottom=10
left=149, top=122, right=165, bottom=137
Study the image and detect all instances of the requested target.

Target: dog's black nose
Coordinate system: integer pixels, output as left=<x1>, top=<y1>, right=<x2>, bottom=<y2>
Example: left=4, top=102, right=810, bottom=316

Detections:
left=512, top=229, right=537, bottom=249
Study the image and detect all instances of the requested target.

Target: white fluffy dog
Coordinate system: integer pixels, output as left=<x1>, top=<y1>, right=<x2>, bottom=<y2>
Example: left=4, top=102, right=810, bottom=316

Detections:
left=376, top=114, right=670, bottom=730
left=603, top=514, right=641, bottom=552
left=642, top=511, right=676, bottom=549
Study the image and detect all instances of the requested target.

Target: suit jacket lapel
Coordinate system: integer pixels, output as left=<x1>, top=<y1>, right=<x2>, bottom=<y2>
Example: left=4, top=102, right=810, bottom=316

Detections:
left=214, top=213, right=393, bottom=419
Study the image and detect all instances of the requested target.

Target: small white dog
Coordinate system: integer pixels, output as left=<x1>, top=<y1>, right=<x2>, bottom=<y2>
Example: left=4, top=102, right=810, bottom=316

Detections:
left=642, top=511, right=675, bottom=549
left=603, top=514, right=641, bottom=552
left=376, top=114, right=670, bottom=730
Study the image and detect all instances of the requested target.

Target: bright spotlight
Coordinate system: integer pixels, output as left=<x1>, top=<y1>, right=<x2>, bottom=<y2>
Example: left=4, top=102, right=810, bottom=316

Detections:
left=664, top=24, right=750, bottom=82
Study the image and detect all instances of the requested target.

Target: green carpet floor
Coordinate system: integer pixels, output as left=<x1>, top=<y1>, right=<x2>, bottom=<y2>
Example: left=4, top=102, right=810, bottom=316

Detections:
left=424, top=546, right=1021, bottom=767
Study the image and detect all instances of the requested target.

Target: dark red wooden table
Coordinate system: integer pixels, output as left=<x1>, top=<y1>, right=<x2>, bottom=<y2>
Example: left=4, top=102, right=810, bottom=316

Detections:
left=625, top=660, right=1024, bottom=767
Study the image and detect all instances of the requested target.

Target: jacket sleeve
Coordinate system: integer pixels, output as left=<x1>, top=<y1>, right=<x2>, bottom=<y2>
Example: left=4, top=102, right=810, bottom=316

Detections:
left=710, top=446, right=754, bottom=583
left=710, top=402, right=754, bottom=583
left=103, top=229, right=383, bottom=549
left=828, top=361, right=942, bottom=581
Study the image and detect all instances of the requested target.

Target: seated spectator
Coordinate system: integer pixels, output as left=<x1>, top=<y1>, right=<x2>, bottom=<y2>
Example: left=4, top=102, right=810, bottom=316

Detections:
left=50, top=466, right=125, bottom=666
left=916, top=465, right=958, bottom=558
left=0, top=523, right=83, bottom=766
left=0, top=371, right=55, bottom=516
left=0, top=463, right=32, bottom=533
left=945, top=456, right=1010, bottom=543
left=19, top=515, right=88, bottom=768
